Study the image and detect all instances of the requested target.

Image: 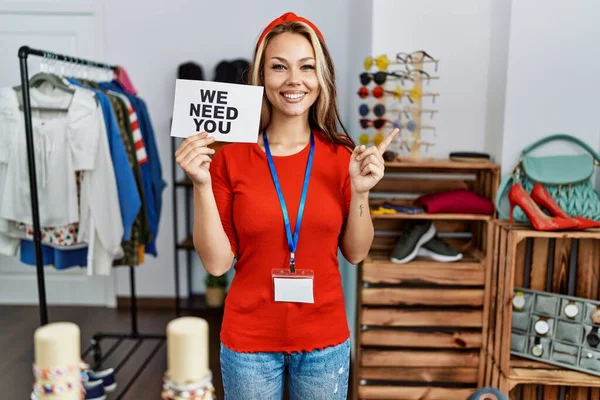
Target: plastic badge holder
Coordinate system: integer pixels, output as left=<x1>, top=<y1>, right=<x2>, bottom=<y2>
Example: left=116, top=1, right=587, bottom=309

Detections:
left=511, top=287, right=600, bottom=377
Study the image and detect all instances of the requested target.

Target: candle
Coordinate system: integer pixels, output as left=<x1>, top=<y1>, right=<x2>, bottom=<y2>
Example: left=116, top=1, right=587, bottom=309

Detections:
left=34, top=322, right=81, bottom=400
left=166, top=317, right=210, bottom=384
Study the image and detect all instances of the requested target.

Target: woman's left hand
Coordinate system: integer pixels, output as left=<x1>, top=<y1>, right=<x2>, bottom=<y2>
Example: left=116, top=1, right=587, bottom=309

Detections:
left=349, top=128, right=399, bottom=194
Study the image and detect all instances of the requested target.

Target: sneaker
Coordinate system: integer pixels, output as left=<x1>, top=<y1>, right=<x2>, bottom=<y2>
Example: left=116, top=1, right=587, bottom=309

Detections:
left=417, top=237, right=463, bottom=262
left=86, top=368, right=116, bottom=393
left=84, top=380, right=107, bottom=400
left=390, top=221, right=436, bottom=264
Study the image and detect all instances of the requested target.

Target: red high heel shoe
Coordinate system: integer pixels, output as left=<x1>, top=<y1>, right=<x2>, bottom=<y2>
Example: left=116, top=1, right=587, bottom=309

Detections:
left=530, top=183, right=600, bottom=230
left=508, top=183, right=579, bottom=231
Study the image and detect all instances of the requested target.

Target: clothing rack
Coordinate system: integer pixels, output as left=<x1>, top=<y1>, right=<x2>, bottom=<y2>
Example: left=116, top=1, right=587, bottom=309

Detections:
left=18, top=46, right=165, bottom=399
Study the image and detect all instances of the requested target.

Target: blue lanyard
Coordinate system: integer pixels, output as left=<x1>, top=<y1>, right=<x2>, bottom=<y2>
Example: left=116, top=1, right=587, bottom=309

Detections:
left=263, top=130, right=315, bottom=273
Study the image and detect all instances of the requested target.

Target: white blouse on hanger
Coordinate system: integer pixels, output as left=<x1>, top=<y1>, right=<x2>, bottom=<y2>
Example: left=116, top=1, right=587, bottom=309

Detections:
left=0, top=84, right=124, bottom=275
left=0, top=87, right=96, bottom=227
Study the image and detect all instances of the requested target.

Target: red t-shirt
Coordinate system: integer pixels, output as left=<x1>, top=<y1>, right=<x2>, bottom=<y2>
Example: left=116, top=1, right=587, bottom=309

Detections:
left=209, top=130, right=352, bottom=353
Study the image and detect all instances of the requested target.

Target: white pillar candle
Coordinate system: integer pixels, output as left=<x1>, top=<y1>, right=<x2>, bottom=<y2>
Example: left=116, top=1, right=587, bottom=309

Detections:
left=34, top=322, right=81, bottom=400
left=166, top=317, right=210, bottom=384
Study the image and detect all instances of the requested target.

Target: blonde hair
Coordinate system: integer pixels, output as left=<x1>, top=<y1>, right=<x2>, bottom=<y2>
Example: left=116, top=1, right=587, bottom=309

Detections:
left=248, top=21, right=353, bottom=147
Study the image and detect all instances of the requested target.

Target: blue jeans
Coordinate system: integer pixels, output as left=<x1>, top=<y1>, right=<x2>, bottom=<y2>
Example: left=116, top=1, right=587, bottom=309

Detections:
left=220, top=338, right=350, bottom=399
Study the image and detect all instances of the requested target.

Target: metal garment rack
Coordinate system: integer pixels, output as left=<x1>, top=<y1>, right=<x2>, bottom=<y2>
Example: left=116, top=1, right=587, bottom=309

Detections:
left=18, top=46, right=165, bottom=399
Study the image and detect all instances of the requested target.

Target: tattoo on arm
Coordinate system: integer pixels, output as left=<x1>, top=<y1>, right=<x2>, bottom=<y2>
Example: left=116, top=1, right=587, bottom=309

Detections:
left=359, top=204, right=364, bottom=217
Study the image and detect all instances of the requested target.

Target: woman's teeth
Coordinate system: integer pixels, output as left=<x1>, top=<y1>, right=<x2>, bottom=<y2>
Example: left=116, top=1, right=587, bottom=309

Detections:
left=283, top=93, right=305, bottom=99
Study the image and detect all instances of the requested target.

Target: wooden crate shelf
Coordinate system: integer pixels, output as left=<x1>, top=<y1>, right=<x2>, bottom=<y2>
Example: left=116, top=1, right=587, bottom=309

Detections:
left=385, top=158, right=499, bottom=171
left=507, top=365, right=600, bottom=388
left=362, top=257, right=485, bottom=287
left=358, top=385, right=476, bottom=400
left=360, top=330, right=483, bottom=349
left=360, top=366, right=479, bottom=383
left=354, top=159, right=500, bottom=399
left=371, top=211, right=492, bottom=221
left=484, top=221, right=600, bottom=399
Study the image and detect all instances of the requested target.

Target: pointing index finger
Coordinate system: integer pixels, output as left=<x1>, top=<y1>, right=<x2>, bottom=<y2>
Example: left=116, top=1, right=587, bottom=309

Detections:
left=378, top=128, right=400, bottom=153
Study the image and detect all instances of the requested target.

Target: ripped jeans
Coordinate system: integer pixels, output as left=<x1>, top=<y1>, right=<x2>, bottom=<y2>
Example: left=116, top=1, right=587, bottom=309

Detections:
left=220, top=338, right=350, bottom=400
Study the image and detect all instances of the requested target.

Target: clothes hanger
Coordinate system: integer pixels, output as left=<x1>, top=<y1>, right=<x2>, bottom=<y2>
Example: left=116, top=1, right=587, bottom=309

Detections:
left=14, top=52, right=75, bottom=112
left=21, top=53, right=75, bottom=94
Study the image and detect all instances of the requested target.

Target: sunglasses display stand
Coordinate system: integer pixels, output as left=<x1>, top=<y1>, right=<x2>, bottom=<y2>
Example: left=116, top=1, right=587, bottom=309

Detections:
left=403, top=52, right=433, bottom=158
left=358, top=50, right=440, bottom=159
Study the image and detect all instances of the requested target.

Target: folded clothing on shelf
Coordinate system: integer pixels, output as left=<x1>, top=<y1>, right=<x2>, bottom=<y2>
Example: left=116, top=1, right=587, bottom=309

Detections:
left=371, top=202, right=424, bottom=215
left=415, top=188, right=494, bottom=215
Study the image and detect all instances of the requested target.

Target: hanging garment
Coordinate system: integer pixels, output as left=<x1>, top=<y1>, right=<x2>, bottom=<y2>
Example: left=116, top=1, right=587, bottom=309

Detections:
left=16, top=170, right=85, bottom=247
left=0, top=86, right=95, bottom=256
left=0, top=87, right=97, bottom=227
left=0, top=89, right=20, bottom=256
left=104, top=92, right=146, bottom=266
left=112, top=92, right=148, bottom=165
left=98, top=81, right=165, bottom=256
left=0, top=84, right=124, bottom=276
left=67, top=78, right=141, bottom=240
left=19, top=78, right=144, bottom=274
left=20, top=239, right=87, bottom=270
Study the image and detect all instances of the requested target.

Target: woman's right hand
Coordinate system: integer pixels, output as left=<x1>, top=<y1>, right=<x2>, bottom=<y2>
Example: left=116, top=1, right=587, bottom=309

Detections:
left=175, top=132, right=216, bottom=187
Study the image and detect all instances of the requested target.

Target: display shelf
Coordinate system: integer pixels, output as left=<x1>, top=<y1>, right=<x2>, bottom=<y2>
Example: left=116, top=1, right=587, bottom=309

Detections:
left=385, top=158, right=498, bottom=170
left=484, top=220, right=600, bottom=398
left=495, top=220, right=600, bottom=239
left=360, top=330, right=483, bottom=349
left=357, top=386, right=475, bottom=400
left=365, top=247, right=484, bottom=264
left=507, top=363, right=600, bottom=389
left=354, top=156, right=499, bottom=398
left=370, top=211, right=492, bottom=221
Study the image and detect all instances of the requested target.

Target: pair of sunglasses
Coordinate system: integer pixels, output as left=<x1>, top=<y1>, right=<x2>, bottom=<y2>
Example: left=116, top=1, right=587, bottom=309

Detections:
left=359, top=71, right=409, bottom=86
left=397, top=121, right=437, bottom=135
left=396, top=50, right=439, bottom=72
left=358, top=86, right=395, bottom=99
left=358, top=132, right=386, bottom=147
left=364, top=50, right=439, bottom=71
left=357, top=86, right=438, bottom=103
left=359, top=104, right=386, bottom=117
left=359, top=104, right=439, bottom=119
left=359, top=118, right=394, bottom=130
left=360, top=118, right=436, bottom=134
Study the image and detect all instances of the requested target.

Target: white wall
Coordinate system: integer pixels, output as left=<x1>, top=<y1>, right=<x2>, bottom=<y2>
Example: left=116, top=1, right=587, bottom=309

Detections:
left=500, top=0, right=600, bottom=173
left=371, top=0, right=492, bottom=158
left=483, top=0, right=512, bottom=164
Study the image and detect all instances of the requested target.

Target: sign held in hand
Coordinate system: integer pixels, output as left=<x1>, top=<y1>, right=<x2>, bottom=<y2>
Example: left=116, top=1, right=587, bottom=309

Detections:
left=170, top=79, right=264, bottom=142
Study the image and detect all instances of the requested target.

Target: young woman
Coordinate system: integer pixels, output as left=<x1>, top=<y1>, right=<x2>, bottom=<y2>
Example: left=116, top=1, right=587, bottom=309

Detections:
left=175, top=12, right=398, bottom=399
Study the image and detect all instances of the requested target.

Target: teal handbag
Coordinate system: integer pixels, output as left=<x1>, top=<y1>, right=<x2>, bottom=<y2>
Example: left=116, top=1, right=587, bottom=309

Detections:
left=496, top=134, right=600, bottom=223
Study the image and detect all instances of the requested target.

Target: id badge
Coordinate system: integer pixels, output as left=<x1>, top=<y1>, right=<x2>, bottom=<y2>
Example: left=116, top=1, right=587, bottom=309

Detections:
left=272, top=269, right=314, bottom=303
